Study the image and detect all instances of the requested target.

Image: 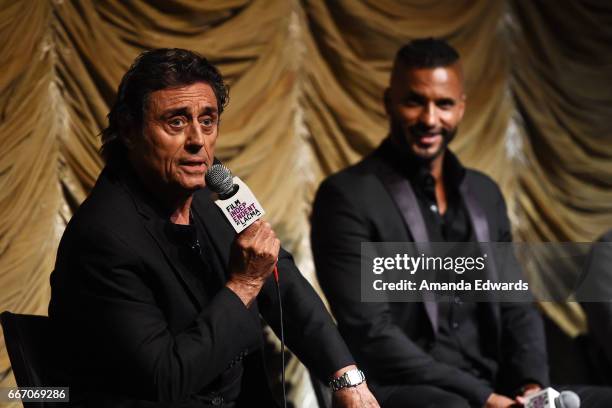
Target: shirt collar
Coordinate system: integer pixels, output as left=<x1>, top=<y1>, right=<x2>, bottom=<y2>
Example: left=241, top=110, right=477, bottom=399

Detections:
left=106, top=159, right=180, bottom=221
left=378, top=137, right=466, bottom=192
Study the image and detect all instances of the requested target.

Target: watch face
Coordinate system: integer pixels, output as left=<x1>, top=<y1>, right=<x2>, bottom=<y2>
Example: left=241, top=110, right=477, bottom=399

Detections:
left=347, top=370, right=362, bottom=385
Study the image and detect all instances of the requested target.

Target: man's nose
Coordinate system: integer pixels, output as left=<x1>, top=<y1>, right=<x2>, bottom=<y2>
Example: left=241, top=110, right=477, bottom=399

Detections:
left=419, top=104, right=438, bottom=128
left=185, top=122, right=205, bottom=152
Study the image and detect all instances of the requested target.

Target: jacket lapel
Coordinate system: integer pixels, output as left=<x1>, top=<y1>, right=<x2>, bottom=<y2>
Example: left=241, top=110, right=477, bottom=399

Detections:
left=118, top=169, right=206, bottom=310
left=191, top=188, right=235, bottom=284
left=375, top=160, right=439, bottom=335
left=191, top=189, right=264, bottom=322
left=459, top=179, right=501, bottom=333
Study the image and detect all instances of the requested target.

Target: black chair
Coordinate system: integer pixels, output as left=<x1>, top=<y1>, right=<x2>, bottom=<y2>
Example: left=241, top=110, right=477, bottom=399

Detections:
left=0, top=311, right=53, bottom=407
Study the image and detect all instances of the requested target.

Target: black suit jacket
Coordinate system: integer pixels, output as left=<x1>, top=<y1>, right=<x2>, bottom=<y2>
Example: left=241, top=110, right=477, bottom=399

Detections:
left=49, top=162, right=353, bottom=407
left=579, top=230, right=612, bottom=384
left=311, top=143, right=549, bottom=405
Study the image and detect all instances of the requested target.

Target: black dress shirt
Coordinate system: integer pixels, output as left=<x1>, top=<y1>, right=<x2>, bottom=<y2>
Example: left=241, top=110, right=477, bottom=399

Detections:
left=165, top=218, right=243, bottom=404
left=380, top=139, right=498, bottom=385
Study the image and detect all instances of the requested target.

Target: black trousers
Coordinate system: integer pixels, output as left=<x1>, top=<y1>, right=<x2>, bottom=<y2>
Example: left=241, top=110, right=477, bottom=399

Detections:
left=371, top=383, right=612, bottom=408
left=371, top=383, right=471, bottom=408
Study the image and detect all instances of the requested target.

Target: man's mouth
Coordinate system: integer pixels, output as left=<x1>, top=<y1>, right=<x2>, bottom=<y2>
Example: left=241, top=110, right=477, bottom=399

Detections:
left=179, top=160, right=207, bottom=172
left=415, top=133, right=443, bottom=145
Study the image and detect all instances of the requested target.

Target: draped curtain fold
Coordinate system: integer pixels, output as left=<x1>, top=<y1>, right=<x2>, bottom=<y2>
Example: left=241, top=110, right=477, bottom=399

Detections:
left=1, top=1, right=610, bottom=406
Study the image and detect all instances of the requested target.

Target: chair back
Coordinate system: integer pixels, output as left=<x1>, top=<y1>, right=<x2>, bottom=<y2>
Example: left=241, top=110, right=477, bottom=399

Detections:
left=1, top=312, right=53, bottom=407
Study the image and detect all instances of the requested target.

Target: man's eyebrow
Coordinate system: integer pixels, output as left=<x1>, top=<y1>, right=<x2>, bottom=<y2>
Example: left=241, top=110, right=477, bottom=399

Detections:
left=162, top=107, right=189, bottom=118
left=161, top=105, right=218, bottom=118
left=436, top=97, right=456, bottom=104
left=405, top=90, right=426, bottom=100
left=200, top=106, right=218, bottom=115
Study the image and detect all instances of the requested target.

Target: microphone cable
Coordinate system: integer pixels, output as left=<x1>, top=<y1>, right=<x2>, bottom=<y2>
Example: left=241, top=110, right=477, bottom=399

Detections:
left=273, top=264, right=287, bottom=408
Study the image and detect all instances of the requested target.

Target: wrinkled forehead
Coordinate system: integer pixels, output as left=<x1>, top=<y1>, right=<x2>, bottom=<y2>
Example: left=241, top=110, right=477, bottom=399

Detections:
left=146, top=82, right=219, bottom=115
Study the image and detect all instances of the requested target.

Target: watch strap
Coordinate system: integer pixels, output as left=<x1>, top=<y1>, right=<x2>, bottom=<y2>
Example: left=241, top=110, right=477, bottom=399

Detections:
left=329, top=369, right=366, bottom=392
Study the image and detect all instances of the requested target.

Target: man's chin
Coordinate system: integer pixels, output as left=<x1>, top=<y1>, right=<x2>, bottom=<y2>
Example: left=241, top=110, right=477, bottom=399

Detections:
left=176, top=179, right=205, bottom=195
left=410, top=144, right=445, bottom=161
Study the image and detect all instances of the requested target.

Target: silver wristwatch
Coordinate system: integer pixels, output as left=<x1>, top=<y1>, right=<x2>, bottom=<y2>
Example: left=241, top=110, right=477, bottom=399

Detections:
left=329, top=368, right=366, bottom=392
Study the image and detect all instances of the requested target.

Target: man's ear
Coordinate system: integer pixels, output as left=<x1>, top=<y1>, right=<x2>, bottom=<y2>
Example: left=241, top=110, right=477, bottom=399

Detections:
left=383, top=88, right=392, bottom=116
left=458, top=93, right=467, bottom=122
left=122, top=129, right=137, bottom=150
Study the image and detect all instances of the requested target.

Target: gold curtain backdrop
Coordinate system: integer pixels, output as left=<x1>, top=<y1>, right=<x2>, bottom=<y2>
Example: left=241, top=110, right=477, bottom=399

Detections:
left=1, top=0, right=611, bottom=406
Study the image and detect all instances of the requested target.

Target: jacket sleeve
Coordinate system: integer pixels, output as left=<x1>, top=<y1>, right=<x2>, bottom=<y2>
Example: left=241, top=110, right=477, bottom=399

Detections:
left=256, top=246, right=356, bottom=382
left=493, top=190, right=550, bottom=391
left=49, top=226, right=263, bottom=402
left=311, top=178, right=494, bottom=406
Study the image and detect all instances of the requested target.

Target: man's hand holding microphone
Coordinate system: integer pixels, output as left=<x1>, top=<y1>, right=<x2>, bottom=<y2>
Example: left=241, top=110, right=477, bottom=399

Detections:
left=226, top=220, right=279, bottom=308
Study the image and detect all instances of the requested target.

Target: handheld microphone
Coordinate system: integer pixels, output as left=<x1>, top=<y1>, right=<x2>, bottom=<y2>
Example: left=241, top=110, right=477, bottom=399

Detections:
left=205, top=163, right=265, bottom=233
left=524, top=388, right=580, bottom=408
left=205, top=162, right=277, bottom=282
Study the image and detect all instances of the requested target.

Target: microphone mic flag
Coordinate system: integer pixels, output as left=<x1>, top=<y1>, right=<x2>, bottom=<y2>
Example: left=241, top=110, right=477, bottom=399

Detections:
left=205, top=163, right=265, bottom=233
left=525, top=388, right=580, bottom=408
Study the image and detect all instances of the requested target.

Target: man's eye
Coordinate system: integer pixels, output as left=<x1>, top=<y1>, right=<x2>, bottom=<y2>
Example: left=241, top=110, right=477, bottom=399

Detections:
left=169, top=118, right=186, bottom=127
left=201, top=117, right=214, bottom=126
left=403, top=99, right=421, bottom=107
